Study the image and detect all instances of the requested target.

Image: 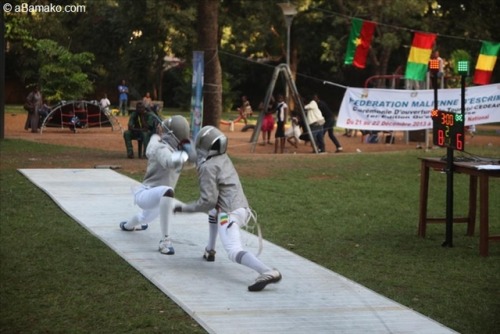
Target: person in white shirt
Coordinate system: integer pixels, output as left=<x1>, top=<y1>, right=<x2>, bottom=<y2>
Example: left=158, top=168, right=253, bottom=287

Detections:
left=100, top=94, right=111, bottom=115
left=304, top=96, right=326, bottom=153
left=143, top=92, right=153, bottom=110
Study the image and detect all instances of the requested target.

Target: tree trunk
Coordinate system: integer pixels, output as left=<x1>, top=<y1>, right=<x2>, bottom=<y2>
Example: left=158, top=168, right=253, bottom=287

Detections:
left=197, top=0, right=222, bottom=127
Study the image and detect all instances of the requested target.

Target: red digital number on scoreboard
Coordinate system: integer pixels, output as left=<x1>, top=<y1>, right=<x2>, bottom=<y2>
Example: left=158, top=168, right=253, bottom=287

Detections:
left=431, top=110, right=465, bottom=151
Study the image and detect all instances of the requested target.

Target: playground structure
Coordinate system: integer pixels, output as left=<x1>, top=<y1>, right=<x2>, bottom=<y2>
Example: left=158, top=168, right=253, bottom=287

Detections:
left=250, top=64, right=317, bottom=153
left=41, top=100, right=122, bottom=133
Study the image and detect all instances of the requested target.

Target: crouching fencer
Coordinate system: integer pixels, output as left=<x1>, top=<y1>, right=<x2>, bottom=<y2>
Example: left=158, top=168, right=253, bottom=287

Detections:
left=174, top=125, right=282, bottom=291
left=119, top=116, right=196, bottom=255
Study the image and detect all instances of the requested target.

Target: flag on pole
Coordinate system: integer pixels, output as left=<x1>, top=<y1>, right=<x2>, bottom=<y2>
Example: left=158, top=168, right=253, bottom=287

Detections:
left=473, top=41, right=500, bottom=85
left=404, top=32, right=436, bottom=81
left=344, top=18, right=377, bottom=69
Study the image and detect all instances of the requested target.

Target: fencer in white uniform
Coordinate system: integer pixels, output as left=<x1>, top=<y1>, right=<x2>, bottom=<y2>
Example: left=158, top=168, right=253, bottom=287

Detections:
left=119, top=116, right=196, bottom=255
left=174, top=125, right=282, bottom=291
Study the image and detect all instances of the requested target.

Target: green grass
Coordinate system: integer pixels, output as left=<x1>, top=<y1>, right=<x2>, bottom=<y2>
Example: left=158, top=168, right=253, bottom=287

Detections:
left=1, top=137, right=500, bottom=333
left=0, top=142, right=206, bottom=333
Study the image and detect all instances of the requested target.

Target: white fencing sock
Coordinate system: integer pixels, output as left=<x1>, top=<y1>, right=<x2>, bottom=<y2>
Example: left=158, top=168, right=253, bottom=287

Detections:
left=159, top=189, right=175, bottom=238
left=238, top=251, right=271, bottom=274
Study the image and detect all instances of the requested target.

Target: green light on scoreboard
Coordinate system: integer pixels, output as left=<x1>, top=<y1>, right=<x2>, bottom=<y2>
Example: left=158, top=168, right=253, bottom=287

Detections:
left=457, top=60, right=469, bottom=76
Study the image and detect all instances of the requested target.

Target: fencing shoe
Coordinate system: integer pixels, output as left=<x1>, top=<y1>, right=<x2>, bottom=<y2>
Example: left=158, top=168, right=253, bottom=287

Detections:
left=203, top=248, right=216, bottom=262
left=120, top=221, right=148, bottom=231
left=248, top=269, right=282, bottom=292
left=159, top=237, right=175, bottom=255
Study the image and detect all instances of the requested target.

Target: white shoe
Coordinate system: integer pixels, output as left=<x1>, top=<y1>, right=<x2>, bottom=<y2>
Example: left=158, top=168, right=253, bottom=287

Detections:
left=248, top=269, right=282, bottom=292
left=159, top=237, right=175, bottom=255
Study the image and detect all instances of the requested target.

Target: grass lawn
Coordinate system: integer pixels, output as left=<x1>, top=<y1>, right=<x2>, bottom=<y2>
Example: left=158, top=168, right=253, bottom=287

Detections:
left=1, top=129, right=499, bottom=333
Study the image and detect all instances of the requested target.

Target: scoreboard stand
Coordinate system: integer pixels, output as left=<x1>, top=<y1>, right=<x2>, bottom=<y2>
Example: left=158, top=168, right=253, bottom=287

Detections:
left=428, top=59, right=469, bottom=248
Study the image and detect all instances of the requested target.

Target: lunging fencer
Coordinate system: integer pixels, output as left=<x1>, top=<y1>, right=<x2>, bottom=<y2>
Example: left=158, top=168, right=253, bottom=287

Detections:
left=174, top=125, right=282, bottom=292
left=119, top=116, right=196, bottom=255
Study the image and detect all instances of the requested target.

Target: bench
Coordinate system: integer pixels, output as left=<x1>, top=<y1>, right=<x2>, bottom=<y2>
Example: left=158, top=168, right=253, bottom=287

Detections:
left=129, top=100, right=164, bottom=113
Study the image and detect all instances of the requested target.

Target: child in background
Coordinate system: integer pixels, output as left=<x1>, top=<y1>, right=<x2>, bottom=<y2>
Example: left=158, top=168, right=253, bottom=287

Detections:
left=285, top=112, right=301, bottom=149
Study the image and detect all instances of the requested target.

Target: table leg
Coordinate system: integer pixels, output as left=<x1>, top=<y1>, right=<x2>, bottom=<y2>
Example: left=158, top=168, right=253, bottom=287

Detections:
left=479, top=175, right=489, bottom=257
left=467, top=176, right=478, bottom=236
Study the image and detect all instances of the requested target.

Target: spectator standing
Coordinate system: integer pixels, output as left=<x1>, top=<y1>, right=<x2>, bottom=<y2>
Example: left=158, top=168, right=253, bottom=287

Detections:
left=274, top=94, right=288, bottom=153
left=429, top=50, right=445, bottom=90
left=430, top=50, right=444, bottom=77
left=314, top=94, right=343, bottom=153
left=118, top=79, right=129, bottom=116
left=259, top=96, right=275, bottom=145
left=100, top=93, right=111, bottom=115
left=24, top=85, right=43, bottom=133
left=304, top=96, right=326, bottom=153
left=143, top=92, right=153, bottom=110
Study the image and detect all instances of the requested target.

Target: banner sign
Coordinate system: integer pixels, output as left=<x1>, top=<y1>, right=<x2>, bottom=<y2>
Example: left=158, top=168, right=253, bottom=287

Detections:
left=337, top=83, right=500, bottom=131
left=190, top=51, right=204, bottom=139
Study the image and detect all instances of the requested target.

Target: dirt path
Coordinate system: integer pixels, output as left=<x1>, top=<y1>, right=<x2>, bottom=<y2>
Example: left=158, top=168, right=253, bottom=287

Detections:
left=4, top=112, right=498, bottom=173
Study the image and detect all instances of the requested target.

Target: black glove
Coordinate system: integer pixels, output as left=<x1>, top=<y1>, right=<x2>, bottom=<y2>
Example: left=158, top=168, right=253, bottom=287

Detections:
left=173, top=205, right=182, bottom=213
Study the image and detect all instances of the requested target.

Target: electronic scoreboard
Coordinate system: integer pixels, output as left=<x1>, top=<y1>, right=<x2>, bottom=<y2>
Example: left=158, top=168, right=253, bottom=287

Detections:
left=431, top=109, right=465, bottom=151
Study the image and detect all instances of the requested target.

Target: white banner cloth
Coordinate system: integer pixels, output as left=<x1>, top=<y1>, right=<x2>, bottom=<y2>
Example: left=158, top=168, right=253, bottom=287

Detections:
left=337, top=83, right=500, bottom=131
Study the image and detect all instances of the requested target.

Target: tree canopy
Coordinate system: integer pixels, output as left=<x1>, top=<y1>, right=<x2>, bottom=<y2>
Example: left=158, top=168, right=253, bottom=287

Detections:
left=5, top=0, right=499, bottom=115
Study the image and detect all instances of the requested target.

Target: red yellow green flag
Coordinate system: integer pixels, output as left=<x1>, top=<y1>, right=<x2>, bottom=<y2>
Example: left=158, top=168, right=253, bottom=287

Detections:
left=473, top=41, right=500, bottom=85
left=404, top=32, right=436, bottom=81
left=344, top=18, right=377, bottom=69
